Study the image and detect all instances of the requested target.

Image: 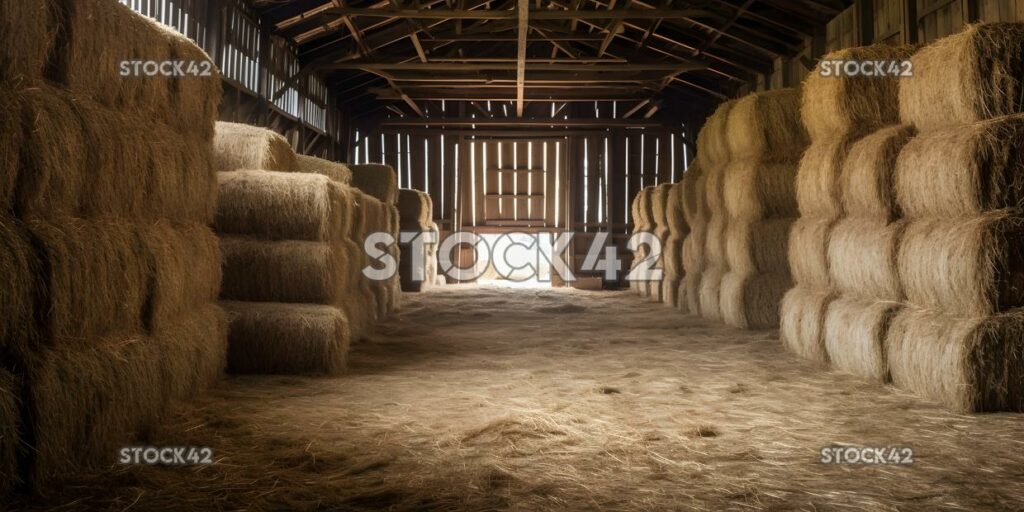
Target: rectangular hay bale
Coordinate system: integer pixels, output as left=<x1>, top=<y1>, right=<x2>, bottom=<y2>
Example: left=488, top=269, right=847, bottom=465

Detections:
left=222, top=301, right=350, bottom=375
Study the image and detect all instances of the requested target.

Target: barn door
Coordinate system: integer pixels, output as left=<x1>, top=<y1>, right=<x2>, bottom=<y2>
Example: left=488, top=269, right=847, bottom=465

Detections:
left=462, top=138, right=566, bottom=229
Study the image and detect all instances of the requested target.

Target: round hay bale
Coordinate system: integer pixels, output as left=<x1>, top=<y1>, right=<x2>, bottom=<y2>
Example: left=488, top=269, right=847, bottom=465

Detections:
left=0, top=216, right=39, bottom=354
left=296, top=154, right=353, bottom=184
left=28, top=217, right=149, bottom=342
left=697, top=101, right=734, bottom=170
left=680, top=162, right=705, bottom=225
left=886, top=306, right=1024, bottom=412
left=665, top=182, right=689, bottom=239
left=802, top=44, right=919, bottom=140
left=725, top=89, right=808, bottom=162
left=824, top=296, right=900, bottom=382
left=142, top=221, right=222, bottom=333
left=720, top=272, right=792, bottom=329
left=222, top=301, right=350, bottom=376
left=703, top=213, right=728, bottom=271
left=827, top=218, right=903, bottom=301
left=788, top=217, right=834, bottom=287
left=219, top=237, right=348, bottom=306
left=898, top=213, right=1024, bottom=317
left=779, top=286, right=834, bottom=364
left=698, top=266, right=727, bottom=321
left=0, top=0, right=58, bottom=80
left=650, top=183, right=673, bottom=243
left=0, top=368, right=21, bottom=496
left=895, top=114, right=1024, bottom=219
left=899, top=23, right=1024, bottom=132
left=215, top=171, right=347, bottom=242
left=723, top=159, right=799, bottom=221
left=840, top=124, right=915, bottom=219
left=796, top=137, right=853, bottom=219
left=350, top=164, right=399, bottom=204
left=214, top=122, right=298, bottom=173
left=682, top=272, right=701, bottom=315
left=724, top=219, right=794, bottom=276
left=682, top=224, right=707, bottom=278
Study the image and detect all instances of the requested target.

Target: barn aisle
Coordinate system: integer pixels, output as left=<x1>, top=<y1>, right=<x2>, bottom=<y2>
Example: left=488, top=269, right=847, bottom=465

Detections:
left=22, top=285, right=1024, bottom=511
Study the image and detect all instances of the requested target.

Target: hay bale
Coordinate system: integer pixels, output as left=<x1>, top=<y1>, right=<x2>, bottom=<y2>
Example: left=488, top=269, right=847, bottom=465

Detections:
left=220, top=237, right=348, bottom=306
left=682, top=231, right=706, bottom=314
left=296, top=154, right=353, bottom=184
left=827, top=218, right=903, bottom=301
left=0, top=368, right=21, bottom=496
left=788, top=218, right=833, bottom=287
left=25, top=304, right=226, bottom=485
left=680, top=162, right=704, bottom=224
left=802, top=44, right=919, bottom=140
left=900, top=23, right=1024, bottom=132
left=840, top=125, right=915, bottom=219
left=222, top=301, right=350, bottom=375
left=398, top=188, right=432, bottom=229
left=886, top=306, right=1024, bottom=412
left=142, top=221, right=222, bottom=332
left=698, top=266, right=727, bottom=321
left=724, top=219, right=793, bottom=276
left=161, top=21, right=222, bottom=139
left=796, top=138, right=852, bottom=219
left=722, top=160, right=799, bottom=221
left=696, top=101, right=734, bottom=170
left=28, top=217, right=149, bottom=342
left=215, top=170, right=346, bottom=242
left=665, top=182, right=689, bottom=240
left=725, top=89, right=808, bottom=162
left=214, top=122, right=298, bottom=173
left=720, top=272, right=792, bottom=329
left=824, top=296, right=900, bottom=382
left=350, top=164, right=399, bottom=204
left=0, top=217, right=39, bottom=353
left=779, top=287, right=834, bottom=364
left=662, top=182, right=688, bottom=307
left=0, top=0, right=58, bottom=80
left=898, top=214, right=1024, bottom=317
left=895, top=114, right=1024, bottom=218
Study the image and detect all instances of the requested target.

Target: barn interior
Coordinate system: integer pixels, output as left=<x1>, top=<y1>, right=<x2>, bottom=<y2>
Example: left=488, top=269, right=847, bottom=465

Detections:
left=3, top=0, right=1024, bottom=509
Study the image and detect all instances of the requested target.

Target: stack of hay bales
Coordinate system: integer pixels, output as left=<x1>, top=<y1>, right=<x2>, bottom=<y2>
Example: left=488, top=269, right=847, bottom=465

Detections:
left=398, top=189, right=441, bottom=291
left=781, top=44, right=916, bottom=364
left=350, top=164, right=402, bottom=315
left=720, top=89, right=806, bottom=329
left=0, top=0, right=224, bottom=488
left=662, top=180, right=690, bottom=307
left=888, top=23, right=1024, bottom=412
left=214, top=124, right=365, bottom=374
left=697, top=101, right=735, bottom=321
left=629, top=187, right=655, bottom=295
left=678, top=161, right=705, bottom=313
left=647, top=183, right=673, bottom=302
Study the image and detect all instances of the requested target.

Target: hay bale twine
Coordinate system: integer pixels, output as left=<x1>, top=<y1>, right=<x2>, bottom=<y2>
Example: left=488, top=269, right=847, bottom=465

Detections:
left=28, top=217, right=150, bottom=342
left=213, top=122, right=298, bottom=173
left=0, top=217, right=40, bottom=354
left=828, top=218, right=904, bottom=301
left=788, top=218, right=833, bottom=287
left=724, top=219, right=793, bottom=276
left=350, top=164, right=399, bottom=204
left=0, top=368, right=20, bottom=496
left=222, top=301, right=350, bottom=375
left=900, top=23, right=1024, bottom=132
left=840, top=125, right=915, bottom=219
left=720, top=272, right=792, bottom=329
left=897, top=213, right=1024, bottom=317
left=886, top=306, right=1024, bottom=412
left=142, top=221, right=222, bottom=332
left=802, top=44, right=919, bottom=140
left=895, top=114, right=1024, bottom=218
left=824, top=296, right=900, bottom=382
left=215, top=171, right=346, bottom=242
left=296, top=154, right=353, bottom=184
left=725, top=89, right=808, bottom=162
left=722, top=160, right=799, bottom=221
left=796, top=138, right=853, bottom=219
left=696, top=101, right=734, bottom=170
left=219, top=237, right=348, bottom=305
left=779, top=287, right=834, bottom=364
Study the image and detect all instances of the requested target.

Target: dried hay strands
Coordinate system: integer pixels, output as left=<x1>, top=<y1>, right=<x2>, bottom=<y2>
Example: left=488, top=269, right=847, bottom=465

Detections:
left=219, top=237, right=348, bottom=306
left=724, top=219, right=794, bottom=276
left=350, top=164, right=399, bottom=204
left=725, top=89, right=808, bottom=162
left=0, top=217, right=39, bottom=353
left=214, top=122, right=298, bottom=173
left=796, top=137, right=853, bottom=220
left=827, top=218, right=904, bottom=301
left=215, top=171, right=346, bottom=243
left=0, top=368, right=21, bottom=496
left=720, top=272, right=793, bottom=329
left=142, top=221, right=222, bottom=332
left=824, top=296, right=900, bottom=382
left=722, top=160, right=799, bottom=221
left=787, top=218, right=833, bottom=287
left=840, top=125, right=915, bottom=219
left=696, top=101, right=734, bottom=170
left=779, top=287, right=835, bottom=364
left=296, top=154, right=353, bottom=184
left=222, top=301, right=350, bottom=376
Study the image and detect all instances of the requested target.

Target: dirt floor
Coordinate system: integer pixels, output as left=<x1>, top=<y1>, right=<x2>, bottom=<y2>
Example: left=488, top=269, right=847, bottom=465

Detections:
left=18, top=284, right=1024, bottom=511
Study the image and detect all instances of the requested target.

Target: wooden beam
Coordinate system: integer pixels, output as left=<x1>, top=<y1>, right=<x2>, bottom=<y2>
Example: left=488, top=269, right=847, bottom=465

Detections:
left=599, top=0, right=632, bottom=57
left=621, top=99, right=650, bottom=118
left=321, top=7, right=718, bottom=19
left=322, top=61, right=706, bottom=72
left=380, top=117, right=664, bottom=127
left=516, top=0, right=528, bottom=117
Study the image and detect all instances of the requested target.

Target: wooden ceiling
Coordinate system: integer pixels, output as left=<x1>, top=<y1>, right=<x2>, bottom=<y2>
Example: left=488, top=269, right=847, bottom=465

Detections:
left=250, top=0, right=844, bottom=117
